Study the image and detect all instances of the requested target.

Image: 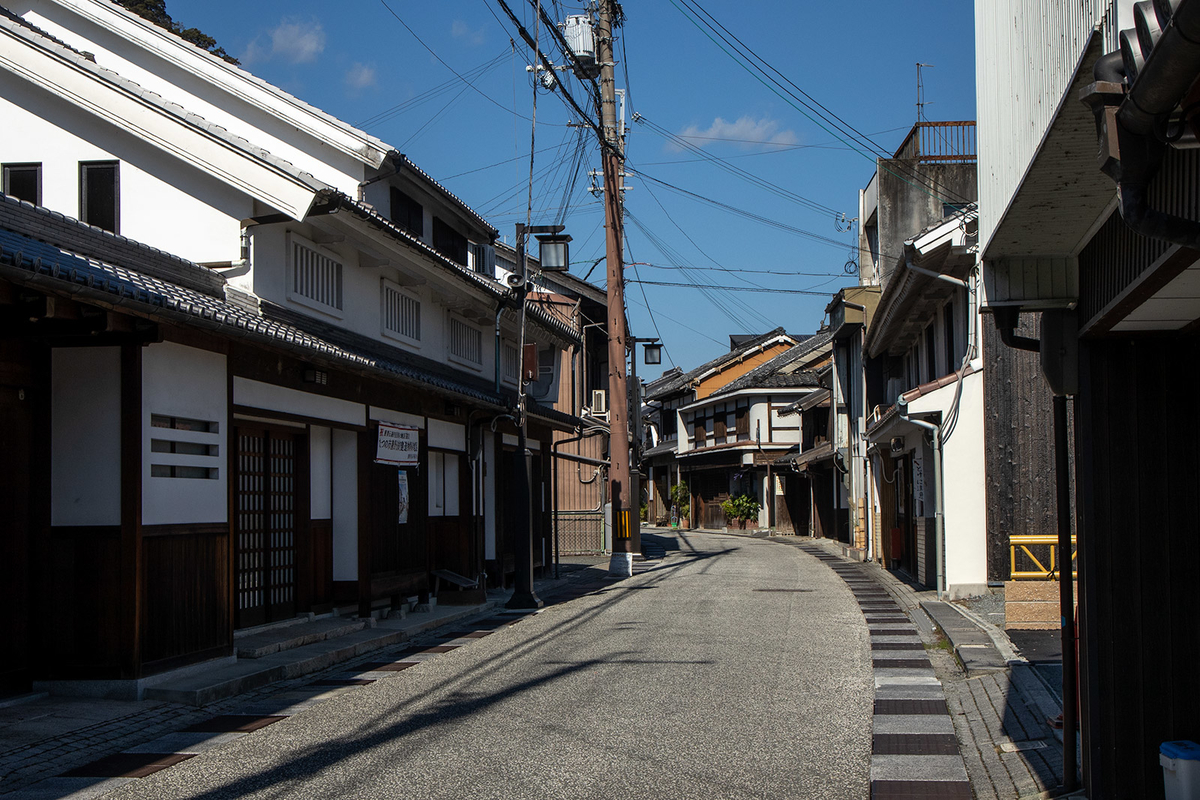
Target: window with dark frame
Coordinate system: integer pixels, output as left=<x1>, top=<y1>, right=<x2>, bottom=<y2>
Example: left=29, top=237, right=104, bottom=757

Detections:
left=924, top=322, right=937, bottom=381
left=694, top=412, right=707, bottom=448
left=713, top=404, right=727, bottom=444
left=943, top=300, right=956, bottom=372
left=735, top=401, right=750, bottom=440
left=2, top=163, right=41, bottom=205
left=390, top=187, right=423, bottom=237
left=432, top=217, right=468, bottom=266
left=79, top=161, right=119, bottom=233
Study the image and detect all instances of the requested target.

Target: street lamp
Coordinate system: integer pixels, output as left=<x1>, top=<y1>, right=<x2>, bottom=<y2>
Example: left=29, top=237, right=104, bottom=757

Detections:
left=534, top=232, right=571, bottom=272
left=506, top=222, right=568, bottom=610
left=628, top=337, right=660, bottom=555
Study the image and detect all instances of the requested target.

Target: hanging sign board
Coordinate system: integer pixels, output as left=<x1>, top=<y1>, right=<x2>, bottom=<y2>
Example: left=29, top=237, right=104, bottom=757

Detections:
left=375, top=422, right=419, bottom=466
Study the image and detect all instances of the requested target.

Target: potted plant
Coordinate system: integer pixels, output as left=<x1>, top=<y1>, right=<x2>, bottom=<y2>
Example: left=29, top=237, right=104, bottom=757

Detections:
left=722, top=493, right=762, bottom=530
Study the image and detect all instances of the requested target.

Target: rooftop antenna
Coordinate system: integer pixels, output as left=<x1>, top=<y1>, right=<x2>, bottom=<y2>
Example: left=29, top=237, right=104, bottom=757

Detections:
left=916, top=63, right=934, bottom=121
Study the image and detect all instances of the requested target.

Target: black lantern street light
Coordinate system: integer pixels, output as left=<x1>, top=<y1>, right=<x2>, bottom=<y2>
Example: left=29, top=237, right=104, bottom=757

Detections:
left=506, top=223, right=568, bottom=611
left=627, top=337, right=660, bottom=557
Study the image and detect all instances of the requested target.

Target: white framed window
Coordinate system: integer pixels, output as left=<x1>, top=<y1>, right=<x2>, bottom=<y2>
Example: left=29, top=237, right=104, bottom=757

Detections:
left=502, top=343, right=519, bottom=385
left=381, top=279, right=421, bottom=345
left=448, top=315, right=483, bottom=368
left=288, top=233, right=343, bottom=316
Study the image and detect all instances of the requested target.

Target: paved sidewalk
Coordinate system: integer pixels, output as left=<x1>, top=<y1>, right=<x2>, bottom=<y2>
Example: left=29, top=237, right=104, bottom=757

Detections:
left=0, top=557, right=619, bottom=798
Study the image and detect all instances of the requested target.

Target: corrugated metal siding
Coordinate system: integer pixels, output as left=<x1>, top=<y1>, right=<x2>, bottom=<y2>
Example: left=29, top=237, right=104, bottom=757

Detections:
left=1076, top=338, right=1200, bottom=798
left=976, top=0, right=1117, bottom=253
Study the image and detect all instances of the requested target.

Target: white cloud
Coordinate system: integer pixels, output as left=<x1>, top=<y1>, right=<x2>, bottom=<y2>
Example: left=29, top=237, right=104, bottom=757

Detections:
left=345, top=63, right=377, bottom=91
left=675, top=116, right=800, bottom=150
left=451, top=19, right=486, bottom=46
left=243, top=18, right=326, bottom=65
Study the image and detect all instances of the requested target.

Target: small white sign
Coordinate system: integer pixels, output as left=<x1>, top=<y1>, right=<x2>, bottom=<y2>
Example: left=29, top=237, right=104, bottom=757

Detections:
left=376, top=422, right=419, bottom=466
left=398, top=471, right=409, bottom=524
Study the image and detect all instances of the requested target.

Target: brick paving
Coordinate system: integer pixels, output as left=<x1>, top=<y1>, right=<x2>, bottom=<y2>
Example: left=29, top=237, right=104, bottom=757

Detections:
left=780, top=534, right=1073, bottom=800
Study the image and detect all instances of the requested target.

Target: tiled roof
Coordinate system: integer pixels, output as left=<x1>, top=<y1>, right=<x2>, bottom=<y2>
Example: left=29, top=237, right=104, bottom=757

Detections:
left=0, top=208, right=573, bottom=420
left=710, top=330, right=833, bottom=397
left=0, top=9, right=328, bottom=200
left=645, top=327, right=799, bottom=400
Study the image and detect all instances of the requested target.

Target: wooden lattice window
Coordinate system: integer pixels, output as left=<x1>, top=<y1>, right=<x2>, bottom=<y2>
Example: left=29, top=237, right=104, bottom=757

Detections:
left=289, top=234, right=343, bottom=315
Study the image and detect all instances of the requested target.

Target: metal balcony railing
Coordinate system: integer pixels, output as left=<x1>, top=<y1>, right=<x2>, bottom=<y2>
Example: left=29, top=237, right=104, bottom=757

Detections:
left=893, top=121, right=977, bottom=163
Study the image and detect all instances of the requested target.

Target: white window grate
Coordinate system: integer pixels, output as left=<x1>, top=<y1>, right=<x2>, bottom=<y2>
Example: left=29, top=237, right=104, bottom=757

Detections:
left=502, top=344, right=518, bottom=383
left=290, top=237, right=342, bottom=313
left=382, top=281, right=421, bottom=343
left=449, top=316, right=483, bottom=366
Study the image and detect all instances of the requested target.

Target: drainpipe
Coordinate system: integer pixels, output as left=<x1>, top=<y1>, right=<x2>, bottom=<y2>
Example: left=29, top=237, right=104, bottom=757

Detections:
left=493, top=303, right=505, bottom=395
left=992, top=307, right=1040, bottom=353
left=897, top=396, right=944, bottom=600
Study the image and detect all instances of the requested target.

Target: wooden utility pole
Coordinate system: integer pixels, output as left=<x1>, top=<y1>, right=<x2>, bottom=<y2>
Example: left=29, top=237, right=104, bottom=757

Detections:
left=597, top=0, right=634, bottom=577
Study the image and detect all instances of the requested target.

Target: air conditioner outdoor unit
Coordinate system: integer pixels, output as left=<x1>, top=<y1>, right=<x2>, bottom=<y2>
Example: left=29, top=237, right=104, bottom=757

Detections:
left=590, top=389, right=607, bottom=415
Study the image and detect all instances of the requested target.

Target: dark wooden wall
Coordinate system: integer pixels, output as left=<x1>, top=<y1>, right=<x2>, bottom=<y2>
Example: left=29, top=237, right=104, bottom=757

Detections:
left=141, top=524, right=231, bottom=672
left=983, top=313, right=1060, bottom=582
left=1077, top=337, right=1200, bottom=800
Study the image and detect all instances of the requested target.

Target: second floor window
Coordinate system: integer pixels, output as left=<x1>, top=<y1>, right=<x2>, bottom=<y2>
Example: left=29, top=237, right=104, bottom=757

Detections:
left=382, top=281, right=420, bottom=344
left=433, top=217, right=468, bottom=266
left=3, top=163, right=41, bottom=205
left=289, top=234, right=343, bottom=315
left=390, top=187, right=423, bottom=237
left=502, top=344, right=519, bottom=384
left=80, top=161, right=119, bottom=233
left=448, top=316, right=483, bottom=366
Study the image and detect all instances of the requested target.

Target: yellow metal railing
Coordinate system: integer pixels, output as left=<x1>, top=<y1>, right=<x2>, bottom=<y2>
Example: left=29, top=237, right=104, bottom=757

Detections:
left=1010, top=534, right=1077, bottom=580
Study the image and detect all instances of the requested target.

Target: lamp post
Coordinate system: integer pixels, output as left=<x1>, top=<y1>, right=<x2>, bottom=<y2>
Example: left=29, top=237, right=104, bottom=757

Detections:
left=628, top=337, right=660, bottom=554
left=505, top=223, right=567, bottom=610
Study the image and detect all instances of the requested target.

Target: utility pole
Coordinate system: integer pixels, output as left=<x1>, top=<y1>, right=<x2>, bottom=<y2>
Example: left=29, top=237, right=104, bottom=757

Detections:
left=597, top=0, right=634, bottom=577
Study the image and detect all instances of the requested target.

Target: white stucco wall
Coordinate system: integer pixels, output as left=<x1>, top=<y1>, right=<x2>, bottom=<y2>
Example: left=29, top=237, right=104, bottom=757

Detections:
left=310, top=425, right=332, bottom=520
left=0, top=79, right=246, bottom=264
left=331, top=427, right=357, bottom=582
left=907, top=365, right=988, bottom=597
left=17, top=0, right=370, bottom=195
left=232, top=377, right=365, bottom=426
left=141, top=342, right=227, bottom=525
left=51, top=346, right=121, bottom=526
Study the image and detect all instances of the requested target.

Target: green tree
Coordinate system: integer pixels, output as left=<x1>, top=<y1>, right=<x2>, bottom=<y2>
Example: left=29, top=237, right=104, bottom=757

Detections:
left=114, top=0, right=239, bottom=64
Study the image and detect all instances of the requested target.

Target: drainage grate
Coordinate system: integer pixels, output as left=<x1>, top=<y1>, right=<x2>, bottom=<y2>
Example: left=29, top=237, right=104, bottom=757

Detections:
left=871, top=779, right=972, bottom=799
left=358, top=661, right=419, bottom=672
left=752, top=588, right=813, bottom=593
left=311, top=678, right=375, bottom=686
left=62, top=753, right=195, bottom=778
left=874, top=698, right=948, bottom=715
left=184, top=715, right=287, bottom=733
left=873, top=733, right=960, bottom=755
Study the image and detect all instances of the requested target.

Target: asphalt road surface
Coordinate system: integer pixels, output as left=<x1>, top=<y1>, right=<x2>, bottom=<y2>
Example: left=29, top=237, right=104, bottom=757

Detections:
left=111, top=532, right=873, bottom=800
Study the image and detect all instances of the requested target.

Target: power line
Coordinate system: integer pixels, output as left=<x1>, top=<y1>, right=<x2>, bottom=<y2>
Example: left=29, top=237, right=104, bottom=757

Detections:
left=667, top=0, right=976, bottom=208
left=628, top=279, right=844, bottom=296
left=378, top=0, right=558, bottom=126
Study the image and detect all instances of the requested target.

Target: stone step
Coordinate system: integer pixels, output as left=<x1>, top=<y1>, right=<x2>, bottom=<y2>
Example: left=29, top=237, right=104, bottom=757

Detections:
left=235, top=618, right=369, bottom=659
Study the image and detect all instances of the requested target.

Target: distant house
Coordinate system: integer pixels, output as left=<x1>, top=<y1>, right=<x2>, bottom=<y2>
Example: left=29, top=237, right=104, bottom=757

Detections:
left=0, top=0, right=577, bottom=697
left=676, top=332, right=832, bottom=532
left=862, top=207, right=986, bottom=598
left=642, top=328, right=799, bottom=526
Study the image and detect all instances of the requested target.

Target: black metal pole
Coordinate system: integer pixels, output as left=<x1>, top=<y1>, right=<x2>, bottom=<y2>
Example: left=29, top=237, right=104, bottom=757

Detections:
left=507, top=223, right=542, bottom=610
left=1055, top=394, right=1077, bottom=792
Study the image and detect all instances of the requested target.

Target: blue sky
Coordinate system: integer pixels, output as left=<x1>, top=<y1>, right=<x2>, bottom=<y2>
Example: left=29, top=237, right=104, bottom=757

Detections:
left=169, top=0, right=977, bottom=375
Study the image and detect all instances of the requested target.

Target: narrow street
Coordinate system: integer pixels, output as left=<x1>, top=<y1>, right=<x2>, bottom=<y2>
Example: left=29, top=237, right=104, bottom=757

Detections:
left=101, top=533, right=872, bottom=800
